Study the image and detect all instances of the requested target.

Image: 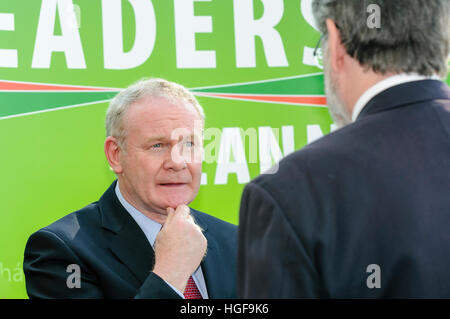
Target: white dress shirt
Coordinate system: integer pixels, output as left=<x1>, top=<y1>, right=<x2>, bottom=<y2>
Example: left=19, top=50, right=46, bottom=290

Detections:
left=352, top=73, right=441, bottom=122
left=114, top=182, right=209, bottom=299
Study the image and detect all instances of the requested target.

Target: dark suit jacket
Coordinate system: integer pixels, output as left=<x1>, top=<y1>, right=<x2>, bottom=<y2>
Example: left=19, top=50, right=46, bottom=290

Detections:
left=238, top=80, right=450, bottom=298
left=24, top=181, right=237, bottom=298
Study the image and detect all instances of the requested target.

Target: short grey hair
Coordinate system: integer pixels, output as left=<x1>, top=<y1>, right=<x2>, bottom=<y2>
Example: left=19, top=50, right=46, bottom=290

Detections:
left=105, top=78, right=205, bottom=149
left=312, top=0, right=450, bottom=78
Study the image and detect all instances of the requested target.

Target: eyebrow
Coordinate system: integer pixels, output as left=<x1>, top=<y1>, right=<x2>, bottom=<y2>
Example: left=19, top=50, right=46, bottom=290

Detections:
left=145, top=133, right=200, bottom=143
left=145, top=136, right=167, bottom=142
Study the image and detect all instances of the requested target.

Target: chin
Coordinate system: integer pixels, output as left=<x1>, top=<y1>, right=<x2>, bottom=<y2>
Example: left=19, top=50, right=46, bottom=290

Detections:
left=161, top=195, right=194, bottom=209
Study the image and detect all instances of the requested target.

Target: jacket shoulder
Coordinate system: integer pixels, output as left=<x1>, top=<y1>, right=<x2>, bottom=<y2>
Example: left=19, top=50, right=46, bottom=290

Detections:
left=34, top=201, right=102, bottom=244
left=191, top=208, right=237, bottom=231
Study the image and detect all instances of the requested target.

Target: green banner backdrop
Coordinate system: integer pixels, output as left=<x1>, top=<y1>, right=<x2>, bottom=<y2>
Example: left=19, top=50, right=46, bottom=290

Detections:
left=0, top=0, right=449, bottom=298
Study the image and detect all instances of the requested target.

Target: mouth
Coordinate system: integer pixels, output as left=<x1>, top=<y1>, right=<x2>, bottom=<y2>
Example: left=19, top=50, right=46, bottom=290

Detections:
left=158, top=183, right=187, bottom=187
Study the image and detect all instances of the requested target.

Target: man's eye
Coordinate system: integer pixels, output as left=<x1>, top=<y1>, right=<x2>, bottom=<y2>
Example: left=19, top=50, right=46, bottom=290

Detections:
left=151, top=143, right=163, bottom=149
left=184, top=141, right=194, bottom=147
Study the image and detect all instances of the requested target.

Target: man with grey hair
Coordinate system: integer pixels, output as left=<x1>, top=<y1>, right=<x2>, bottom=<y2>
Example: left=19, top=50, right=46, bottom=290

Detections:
left=238, top=0, right=450, bottom=298
left=24, top=78, right=237, bottom=299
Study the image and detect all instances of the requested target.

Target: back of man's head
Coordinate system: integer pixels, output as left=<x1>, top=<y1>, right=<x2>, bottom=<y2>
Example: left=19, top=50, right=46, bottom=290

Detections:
left=312, top=0, right=450, bottom=78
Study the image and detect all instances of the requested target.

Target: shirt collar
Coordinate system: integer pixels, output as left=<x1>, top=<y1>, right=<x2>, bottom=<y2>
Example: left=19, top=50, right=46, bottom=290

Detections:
left=114, top=182, right=162, bottom=247
left=352, top=73, right=441, bottom=122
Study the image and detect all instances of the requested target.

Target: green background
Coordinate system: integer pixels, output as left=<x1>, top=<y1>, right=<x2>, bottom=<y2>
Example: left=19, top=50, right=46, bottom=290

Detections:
left=0, top=0, right=449, bottom=298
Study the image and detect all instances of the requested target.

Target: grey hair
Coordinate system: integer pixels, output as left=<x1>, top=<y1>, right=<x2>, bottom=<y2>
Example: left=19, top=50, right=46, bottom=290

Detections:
left=312, top=0, right=450, bottom=78
left=105, top=78, right=205, bottom=149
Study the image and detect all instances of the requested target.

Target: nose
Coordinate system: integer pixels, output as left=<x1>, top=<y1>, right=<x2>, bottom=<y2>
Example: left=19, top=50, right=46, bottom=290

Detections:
left=163, top=144, right=187, bottom=171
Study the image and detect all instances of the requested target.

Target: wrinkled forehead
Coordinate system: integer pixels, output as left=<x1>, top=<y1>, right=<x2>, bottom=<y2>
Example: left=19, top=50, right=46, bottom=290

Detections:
left=123, top=96, right=204, bottom=137
left=141, top=93, right=204, bottom=121
left=128, top=94, right=201, bottom=119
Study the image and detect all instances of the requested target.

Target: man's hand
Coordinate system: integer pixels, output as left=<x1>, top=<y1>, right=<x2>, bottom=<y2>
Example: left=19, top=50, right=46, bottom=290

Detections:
left=152, top=205, right=207, bottom=293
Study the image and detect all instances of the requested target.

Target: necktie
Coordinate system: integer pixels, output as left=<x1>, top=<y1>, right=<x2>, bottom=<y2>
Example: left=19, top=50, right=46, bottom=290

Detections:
left=184, top=276, right=202, bottom=299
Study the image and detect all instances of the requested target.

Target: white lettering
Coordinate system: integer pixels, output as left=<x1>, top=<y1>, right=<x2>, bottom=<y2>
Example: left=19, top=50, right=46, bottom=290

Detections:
left=258, top=126, right=294, bottom=174
left=174, top=0, right=216, bottom=68
left=307, top=124, right=324, bottom=144
left=300, top=0, right=319, bottom=31
left=32, top=0, right=86, bottom=69
left=234, top=0, right=288, bottom=68
left=102, top=0, right=156, bottom=69
left=0, top=13, right=17, bottom=68
left=214, top=127, right=250, bottom=185
left=307, top=124, right=338, bottom=144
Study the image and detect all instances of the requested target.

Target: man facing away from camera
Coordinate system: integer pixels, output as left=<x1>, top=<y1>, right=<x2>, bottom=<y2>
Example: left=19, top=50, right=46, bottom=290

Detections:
left=24, top=78, right=237, bottom=298
left=238, top=0, right=450, bottom=298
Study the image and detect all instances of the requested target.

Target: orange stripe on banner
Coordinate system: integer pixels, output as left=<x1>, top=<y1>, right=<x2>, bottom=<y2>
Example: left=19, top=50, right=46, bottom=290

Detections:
left=0, top=81, right=116, bottom=92
left=200, top=93, right=327, bottom=106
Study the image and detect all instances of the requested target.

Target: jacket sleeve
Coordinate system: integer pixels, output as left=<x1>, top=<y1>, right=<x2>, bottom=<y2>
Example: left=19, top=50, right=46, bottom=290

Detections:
left=23, top=229, right=105, bottom=298
left=237, top=181, right=323, bottom=298
left=23, top=229, right=182, bottom=299
left=135, top=273, right=182, bottom=299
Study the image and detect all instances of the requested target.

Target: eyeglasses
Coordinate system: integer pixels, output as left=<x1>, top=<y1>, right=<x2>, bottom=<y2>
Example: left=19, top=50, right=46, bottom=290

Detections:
left=313, top=22, right=340, bottom=70
left=313, top=34, right=324, bottom=69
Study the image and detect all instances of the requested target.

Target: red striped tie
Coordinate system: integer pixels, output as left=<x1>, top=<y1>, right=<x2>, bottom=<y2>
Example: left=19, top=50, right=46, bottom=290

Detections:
left=184, top=276, right=202, bottom=299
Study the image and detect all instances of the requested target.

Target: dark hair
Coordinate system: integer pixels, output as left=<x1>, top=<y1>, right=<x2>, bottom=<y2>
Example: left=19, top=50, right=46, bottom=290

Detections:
left=312, top=0, right=450, bottom=78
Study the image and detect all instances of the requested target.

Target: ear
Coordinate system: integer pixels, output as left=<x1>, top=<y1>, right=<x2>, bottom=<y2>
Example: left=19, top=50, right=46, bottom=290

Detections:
left=104, top=136, right=123, bottom=174
left=325, top=18, right=346, bottom=73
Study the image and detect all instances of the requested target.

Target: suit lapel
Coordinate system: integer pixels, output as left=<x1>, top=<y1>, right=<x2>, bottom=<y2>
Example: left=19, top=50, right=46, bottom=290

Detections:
left=201, top=230, right=222, bottom=298
left=108, top=218, right=155, bottom=284
left=99, top=181, right=155, bottom=285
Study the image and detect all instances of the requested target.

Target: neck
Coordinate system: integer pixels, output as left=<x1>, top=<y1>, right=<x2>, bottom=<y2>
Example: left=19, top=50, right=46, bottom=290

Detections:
left=343, top=68, right=394, bottom=116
